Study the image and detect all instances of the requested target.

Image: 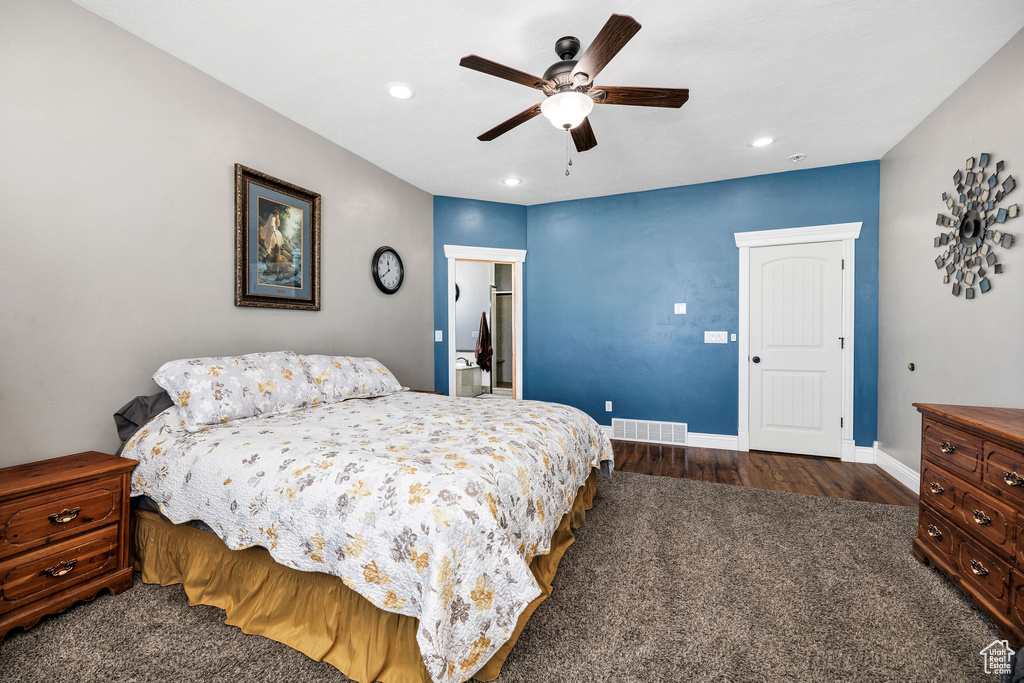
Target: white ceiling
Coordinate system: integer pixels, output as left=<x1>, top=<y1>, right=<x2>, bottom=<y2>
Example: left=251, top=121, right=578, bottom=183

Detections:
left=72, top=0, right=1024, bottom=205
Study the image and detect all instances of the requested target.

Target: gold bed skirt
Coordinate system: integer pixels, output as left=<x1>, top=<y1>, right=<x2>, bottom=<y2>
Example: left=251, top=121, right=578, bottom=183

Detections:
left=131, top=470, right=597, bottom=683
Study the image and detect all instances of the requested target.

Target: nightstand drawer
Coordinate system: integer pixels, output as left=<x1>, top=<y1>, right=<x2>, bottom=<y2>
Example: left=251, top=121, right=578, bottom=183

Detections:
left=0, top=477, right=121, bottom=560
left=0, top=525, right=118, bottom=614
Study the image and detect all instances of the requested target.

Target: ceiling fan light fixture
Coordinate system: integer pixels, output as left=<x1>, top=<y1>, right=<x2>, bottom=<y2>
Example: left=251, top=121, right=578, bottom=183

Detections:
left=750, top=136, right=775, bottom=148
left=540, top=91, right=594, bottom=130
left=386, top=82, right=415, bottom=100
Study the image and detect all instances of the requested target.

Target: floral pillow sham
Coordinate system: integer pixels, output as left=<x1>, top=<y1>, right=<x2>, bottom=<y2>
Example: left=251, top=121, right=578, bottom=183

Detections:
left=300, top=355, right=403, bottom=402
left=153, top=351, right=319, bottom=432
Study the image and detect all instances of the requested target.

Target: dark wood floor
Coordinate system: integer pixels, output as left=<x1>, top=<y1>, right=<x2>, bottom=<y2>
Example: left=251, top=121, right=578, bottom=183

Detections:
left=612, top=440, right=919, bottom=507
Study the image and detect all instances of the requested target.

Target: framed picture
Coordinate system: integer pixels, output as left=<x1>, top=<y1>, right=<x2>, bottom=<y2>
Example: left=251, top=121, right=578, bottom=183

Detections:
left=234, top=164, right=321, bottom=310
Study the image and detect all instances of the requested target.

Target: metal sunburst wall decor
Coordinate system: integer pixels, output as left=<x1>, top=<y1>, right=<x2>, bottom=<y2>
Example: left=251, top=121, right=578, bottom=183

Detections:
left=934, top=154, right=1018, bottom=298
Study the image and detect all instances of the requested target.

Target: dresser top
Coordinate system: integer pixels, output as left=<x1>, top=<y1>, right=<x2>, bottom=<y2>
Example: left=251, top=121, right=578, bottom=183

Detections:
left=0, top=451, right=137, bottom=502
left=914, top=404, right=1024, bottom=450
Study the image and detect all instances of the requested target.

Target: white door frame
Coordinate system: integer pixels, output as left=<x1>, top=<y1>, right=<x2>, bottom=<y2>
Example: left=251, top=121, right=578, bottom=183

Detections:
left=734, top=222, right=862, bottom=461
left=443, top=245, right=526, bottom=399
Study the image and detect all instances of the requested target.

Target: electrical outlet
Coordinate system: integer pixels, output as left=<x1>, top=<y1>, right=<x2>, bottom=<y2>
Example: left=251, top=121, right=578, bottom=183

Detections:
left=704, top=331, right=728, bottom=344
left=605, top=401, right=613, bottom=412
left=471, top=331, right=478, bottom=338
left=731, top=333, right=737, bottom=342
left=674, top=303, right=686, bottom=315
left=434, top=330, right=443, bottom=342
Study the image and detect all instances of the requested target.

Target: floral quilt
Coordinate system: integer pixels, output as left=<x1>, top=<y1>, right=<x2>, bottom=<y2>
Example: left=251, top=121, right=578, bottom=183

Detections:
left=122, top=391, right=613, bottom=683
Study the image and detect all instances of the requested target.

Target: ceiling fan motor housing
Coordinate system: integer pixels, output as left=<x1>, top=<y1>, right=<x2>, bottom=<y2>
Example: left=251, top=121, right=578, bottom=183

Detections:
left=544, top=36, right=582, bottom=89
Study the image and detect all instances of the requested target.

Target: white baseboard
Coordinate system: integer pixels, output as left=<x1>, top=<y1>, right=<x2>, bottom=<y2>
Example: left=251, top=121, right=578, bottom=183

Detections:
left=853, top=445, right=875, bottom=464
left=687, top=432, right=739, bottom=450
left=873, top=443, right=920, bottom=493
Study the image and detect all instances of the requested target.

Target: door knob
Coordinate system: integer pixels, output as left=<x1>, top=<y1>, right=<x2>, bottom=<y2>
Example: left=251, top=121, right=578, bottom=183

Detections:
left=752, top=356, right=761, bottom=364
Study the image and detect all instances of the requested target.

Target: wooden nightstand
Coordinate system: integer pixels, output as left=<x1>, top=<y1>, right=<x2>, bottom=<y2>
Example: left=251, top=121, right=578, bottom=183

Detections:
left=0, top=451, right=137, bottom=641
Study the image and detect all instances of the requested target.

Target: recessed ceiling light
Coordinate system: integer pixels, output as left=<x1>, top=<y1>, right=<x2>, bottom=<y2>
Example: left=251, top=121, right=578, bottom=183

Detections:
left=386, top=82, right=414, bottom=100
left=503, top=177, right=522, bottom=186
left=750, top=136, right=775, bottom=148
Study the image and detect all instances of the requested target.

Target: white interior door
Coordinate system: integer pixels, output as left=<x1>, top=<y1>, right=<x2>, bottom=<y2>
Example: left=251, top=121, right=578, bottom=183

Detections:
left=749, top=241, right=843, bottom=457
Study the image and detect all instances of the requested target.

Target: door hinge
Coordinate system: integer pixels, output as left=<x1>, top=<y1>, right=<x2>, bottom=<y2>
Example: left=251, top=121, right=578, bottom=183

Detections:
left=842, top=259, right=845, bottom=270
left=839, top=336, right=845, bottom=349
left=841, top=417, right=844, bottom=428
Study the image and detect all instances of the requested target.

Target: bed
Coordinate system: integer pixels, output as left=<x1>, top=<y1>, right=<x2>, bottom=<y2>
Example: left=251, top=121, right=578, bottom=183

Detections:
left=120, top=353, right=612, bottom=683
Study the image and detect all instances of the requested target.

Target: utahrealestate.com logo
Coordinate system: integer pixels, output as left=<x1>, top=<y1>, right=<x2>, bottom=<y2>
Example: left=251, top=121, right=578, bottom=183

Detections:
left=980, top=639, right=1015, bottom=675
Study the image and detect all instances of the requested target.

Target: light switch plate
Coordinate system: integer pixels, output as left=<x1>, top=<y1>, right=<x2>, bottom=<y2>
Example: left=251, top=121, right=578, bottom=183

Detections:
left=605, top=401, right=613, bottom=412
left=674, top=303, right=686, bottom=315
left=434, top=330, right=443, bottom=342
left=704, top=331, right=728, bottom=344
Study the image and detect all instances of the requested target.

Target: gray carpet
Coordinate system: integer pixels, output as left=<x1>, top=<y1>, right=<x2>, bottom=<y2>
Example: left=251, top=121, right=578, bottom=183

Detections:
left=0, top=472, right=1000, bottom=682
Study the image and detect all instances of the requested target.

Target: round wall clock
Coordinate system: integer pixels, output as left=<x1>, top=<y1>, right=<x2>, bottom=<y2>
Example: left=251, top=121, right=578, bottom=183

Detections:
left=934, top=154, right=1018, bottom=299
left=371, top=246, right=404, bottom=294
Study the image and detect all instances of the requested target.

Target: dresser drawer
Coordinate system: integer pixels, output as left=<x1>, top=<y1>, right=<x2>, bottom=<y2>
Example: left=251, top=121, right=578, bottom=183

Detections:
left=0, top=477, right=121, bottom=560
left=984, top=443, right=1024, bottom=506
left=0, top=525, right=118, bottom=614
left=957, top=536, right=1012, bottom=615
left=1012, top=573, right=1024, bottom=626
left=957, top=485, right=1016, bottom=557
left=918, top=506, right=955, bottom=558
left=920, top=461, right=960, bottom=515
left=923, top=418, right=984, bottom=480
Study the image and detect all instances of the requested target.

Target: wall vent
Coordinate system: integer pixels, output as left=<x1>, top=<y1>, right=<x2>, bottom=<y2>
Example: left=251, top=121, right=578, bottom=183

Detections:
left=611, top=418, right=687, bottom=446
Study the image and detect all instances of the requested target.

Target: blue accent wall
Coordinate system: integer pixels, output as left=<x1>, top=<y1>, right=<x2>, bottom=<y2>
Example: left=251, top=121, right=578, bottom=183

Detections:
left=525, top=161, right=880, bottom=446
left=433, top=197, right=527, bottom=394
left=433, top=161, right=880, bottom=446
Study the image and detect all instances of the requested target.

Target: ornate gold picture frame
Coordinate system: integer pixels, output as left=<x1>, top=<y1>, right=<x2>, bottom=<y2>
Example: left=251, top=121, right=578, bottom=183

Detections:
left=234, top=164, right=321, bottom=310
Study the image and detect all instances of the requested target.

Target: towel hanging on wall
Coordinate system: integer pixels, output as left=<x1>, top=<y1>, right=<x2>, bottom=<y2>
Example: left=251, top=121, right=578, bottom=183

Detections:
left=475, top=312, right=492, bottom=373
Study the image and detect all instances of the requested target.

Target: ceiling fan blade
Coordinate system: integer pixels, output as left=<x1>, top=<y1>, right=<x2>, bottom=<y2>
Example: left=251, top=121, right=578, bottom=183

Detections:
left=594, top=86, right=690, bottom=108
left=571, top=117, right=597, bottom=152
left=571, top=14, right=642, bottom=84
left=478, top=103, right=543, bottom=141
left=460, top=55, right=552, bottom=90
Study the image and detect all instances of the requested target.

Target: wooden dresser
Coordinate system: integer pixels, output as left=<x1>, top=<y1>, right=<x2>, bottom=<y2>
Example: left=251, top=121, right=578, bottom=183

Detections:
left=0, top=451, right=137, bottom=641
left=913, top=404, right=1024, bottom=645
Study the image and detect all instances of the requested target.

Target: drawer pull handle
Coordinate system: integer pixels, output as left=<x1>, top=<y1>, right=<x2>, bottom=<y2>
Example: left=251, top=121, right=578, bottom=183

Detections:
left=43, top=559, right=77, bottom=578
left=970, top=559, right=989, bottom=578
left=1004, top=471, right=1024, bottom=488
left=930, top=482, right=945, bottom=495
left=927, top=524, right=942, bottom=541
left=973, top=509, right=992, bottom=526
left=48, top=507, right=81, bottom=525
left=940, top=440, right=956, bottom=454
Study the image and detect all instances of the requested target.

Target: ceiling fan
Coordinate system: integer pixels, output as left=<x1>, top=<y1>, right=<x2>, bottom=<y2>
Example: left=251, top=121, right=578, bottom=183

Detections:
left=459, top=14, right=689, bottom=153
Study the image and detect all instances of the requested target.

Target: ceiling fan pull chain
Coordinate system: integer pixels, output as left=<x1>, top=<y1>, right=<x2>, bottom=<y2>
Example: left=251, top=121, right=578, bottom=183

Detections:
left=565, top=127, right=572, bottom=176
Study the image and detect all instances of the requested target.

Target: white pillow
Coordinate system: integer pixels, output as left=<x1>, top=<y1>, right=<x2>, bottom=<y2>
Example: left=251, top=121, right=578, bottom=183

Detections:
left=299, top=355, right=403, bottom=402
left=153, top=351, right=319, bottom=432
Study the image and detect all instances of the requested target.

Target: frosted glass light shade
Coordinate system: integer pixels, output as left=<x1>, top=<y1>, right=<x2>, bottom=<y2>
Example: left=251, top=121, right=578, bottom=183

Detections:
left=540, top=91, right=594, bottom=130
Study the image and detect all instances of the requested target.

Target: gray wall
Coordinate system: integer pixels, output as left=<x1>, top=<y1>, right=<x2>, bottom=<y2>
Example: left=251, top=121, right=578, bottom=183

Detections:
left=0, top=0, right=434, bottom=468
left=879, top=28, right=1024, bottom=472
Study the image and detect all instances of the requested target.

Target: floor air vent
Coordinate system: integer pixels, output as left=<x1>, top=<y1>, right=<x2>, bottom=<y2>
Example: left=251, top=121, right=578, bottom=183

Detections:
left=611, top=418, right=687, bottom=446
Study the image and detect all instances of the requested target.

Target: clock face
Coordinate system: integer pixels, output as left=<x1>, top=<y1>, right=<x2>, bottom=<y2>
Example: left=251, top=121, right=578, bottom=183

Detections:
left=372, top=247, right=404, bottom=294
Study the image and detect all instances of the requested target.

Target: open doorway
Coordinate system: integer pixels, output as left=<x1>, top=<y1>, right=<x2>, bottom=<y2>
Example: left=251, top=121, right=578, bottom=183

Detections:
left=453, top=260, right=514, bottom=398
left=443, top=245, right=526, bottom=400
